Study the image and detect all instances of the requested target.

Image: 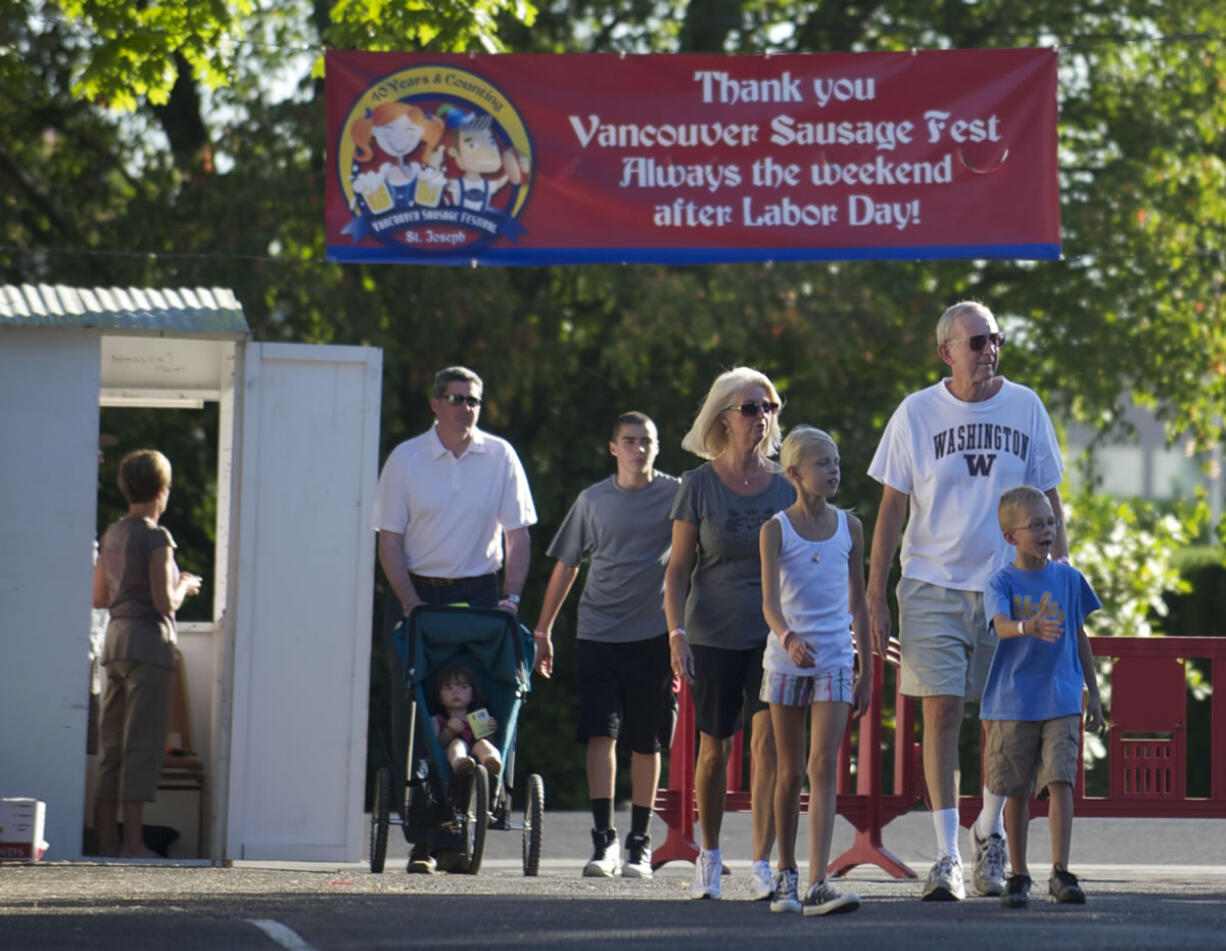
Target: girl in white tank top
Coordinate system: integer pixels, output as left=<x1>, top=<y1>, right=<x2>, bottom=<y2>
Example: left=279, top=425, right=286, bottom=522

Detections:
left=757, top=426, right=872, bottom=915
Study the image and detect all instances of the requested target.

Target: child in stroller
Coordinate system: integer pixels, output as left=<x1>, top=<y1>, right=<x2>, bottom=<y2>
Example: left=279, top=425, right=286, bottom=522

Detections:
left=431, top=662, right=502, bottom=788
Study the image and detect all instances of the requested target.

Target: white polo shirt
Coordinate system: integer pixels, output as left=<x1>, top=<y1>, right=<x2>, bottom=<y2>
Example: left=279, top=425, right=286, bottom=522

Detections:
left=369, top=424, right=537, bottom=578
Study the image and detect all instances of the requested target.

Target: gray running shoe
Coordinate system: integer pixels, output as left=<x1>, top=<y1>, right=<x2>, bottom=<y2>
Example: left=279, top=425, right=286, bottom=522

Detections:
left=921, top=855, right=966, bottom=901
left=971, top=825, right=1007, bottom=896
left=1001, top=873, right=1031, bottom=908
left=802, top=879, right=861, bottom=916
left=583, top=828, right=621, bottom=878
left=1047, top=869, right=1086, bottom=904
left=769, top=867, right=802, bottom=913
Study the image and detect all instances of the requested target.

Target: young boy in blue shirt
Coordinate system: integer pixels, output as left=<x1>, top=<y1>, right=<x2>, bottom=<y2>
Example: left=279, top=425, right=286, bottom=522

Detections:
left=981, top=485, right=1105, bottom=908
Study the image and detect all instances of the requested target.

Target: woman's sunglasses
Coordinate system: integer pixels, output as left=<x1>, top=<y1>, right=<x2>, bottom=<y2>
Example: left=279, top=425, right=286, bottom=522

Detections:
left=725, top=400, right=781, bottom=417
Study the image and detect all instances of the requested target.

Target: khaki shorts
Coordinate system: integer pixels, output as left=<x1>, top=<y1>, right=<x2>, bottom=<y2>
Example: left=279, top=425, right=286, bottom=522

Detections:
left=986, top=715, right=1082, bottom=798
left=897, top=578, right=996, bottom=701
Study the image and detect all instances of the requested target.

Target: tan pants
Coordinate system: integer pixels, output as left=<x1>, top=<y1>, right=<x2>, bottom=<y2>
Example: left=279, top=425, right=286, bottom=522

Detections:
left=97, top=660, right=174, bottom=803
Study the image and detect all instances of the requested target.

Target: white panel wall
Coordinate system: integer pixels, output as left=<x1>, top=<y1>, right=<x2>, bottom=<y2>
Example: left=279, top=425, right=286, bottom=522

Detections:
left=226, top=343, right=381, bottom=861
left=0, top=329, right=100, bottom=859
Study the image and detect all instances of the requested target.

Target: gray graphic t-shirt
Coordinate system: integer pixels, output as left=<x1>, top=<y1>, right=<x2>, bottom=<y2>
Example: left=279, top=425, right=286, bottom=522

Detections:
left=669, top=464, right=795, bottom=650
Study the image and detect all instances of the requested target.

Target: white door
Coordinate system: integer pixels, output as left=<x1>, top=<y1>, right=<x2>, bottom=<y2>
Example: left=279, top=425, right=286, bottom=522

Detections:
left=223, top=342, right=382, bottom=861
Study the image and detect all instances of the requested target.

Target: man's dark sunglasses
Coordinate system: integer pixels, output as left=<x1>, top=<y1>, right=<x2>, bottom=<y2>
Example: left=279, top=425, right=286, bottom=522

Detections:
left=442, top=393, right=482, bottom=407
left=958, top=332, right=1006, bottom=351
left=726, top=400, right=781, bottom=417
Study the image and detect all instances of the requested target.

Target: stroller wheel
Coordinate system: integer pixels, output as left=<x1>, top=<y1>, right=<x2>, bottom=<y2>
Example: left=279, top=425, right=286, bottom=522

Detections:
left=462, top=763, right=490, bottom=875
left=522, top=773, right=544, bottom=876
left=370, top=766, right=391, bottom=874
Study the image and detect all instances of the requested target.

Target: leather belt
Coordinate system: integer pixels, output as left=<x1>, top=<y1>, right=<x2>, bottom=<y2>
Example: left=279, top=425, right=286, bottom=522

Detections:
left=410, top=572, right=493, bottom=588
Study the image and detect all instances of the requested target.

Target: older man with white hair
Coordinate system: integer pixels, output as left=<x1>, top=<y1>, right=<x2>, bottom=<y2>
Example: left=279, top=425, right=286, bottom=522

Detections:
left=866, top=302, right=1066, bottom=902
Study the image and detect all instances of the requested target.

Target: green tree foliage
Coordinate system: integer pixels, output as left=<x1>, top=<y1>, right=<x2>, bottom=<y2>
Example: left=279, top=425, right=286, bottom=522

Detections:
left=3, top=0, right=1224, bottom=807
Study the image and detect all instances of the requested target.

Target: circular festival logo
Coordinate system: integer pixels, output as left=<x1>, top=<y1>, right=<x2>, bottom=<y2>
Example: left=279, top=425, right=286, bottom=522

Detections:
left=336, top=65, right=532, bottom=256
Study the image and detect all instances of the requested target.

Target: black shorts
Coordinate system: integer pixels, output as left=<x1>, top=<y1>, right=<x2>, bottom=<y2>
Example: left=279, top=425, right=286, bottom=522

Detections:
left=690, top=643, right=768, bottom=739
left=575, top=634, right=677, bottom=755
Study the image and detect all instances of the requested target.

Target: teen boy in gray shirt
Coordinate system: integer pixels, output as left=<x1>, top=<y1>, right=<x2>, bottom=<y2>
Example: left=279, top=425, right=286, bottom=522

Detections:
left=533, top=412, right=679, bottom=880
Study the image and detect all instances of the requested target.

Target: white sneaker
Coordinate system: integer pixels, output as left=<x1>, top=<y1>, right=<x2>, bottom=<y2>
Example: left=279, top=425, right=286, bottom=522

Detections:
left=691, top=848, right=722, bottom=899
left=582, top=828, right=621, bottom=878
left=769, top=867, right=802, bottom=912
left=920, top=854, right=966, bottom=901
left=802, top=879, right=861, bottom=916
left=622, top=832, right=652, bottom=880
left=970, top=824, right=1007, bottom=896
left=750, top=859, right=775, bottom=901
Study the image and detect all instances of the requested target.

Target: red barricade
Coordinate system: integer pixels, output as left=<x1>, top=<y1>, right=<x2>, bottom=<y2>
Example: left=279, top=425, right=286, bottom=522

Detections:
left=654, top=636, right=1226, bottom=877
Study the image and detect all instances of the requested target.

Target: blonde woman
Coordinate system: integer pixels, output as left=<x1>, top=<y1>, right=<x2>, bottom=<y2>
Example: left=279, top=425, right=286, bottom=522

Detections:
left=664, top=367, right=795, bottom=901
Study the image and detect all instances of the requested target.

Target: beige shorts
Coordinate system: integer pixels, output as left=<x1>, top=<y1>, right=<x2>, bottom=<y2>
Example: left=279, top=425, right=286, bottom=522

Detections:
left=897, top=578, right=996, bottom=701
left=986, top=715, right=1082, bottom=798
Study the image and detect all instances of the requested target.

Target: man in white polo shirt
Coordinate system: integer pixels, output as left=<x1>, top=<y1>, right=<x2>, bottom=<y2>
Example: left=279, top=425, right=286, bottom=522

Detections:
left=370, top=365, right=537, bottom=873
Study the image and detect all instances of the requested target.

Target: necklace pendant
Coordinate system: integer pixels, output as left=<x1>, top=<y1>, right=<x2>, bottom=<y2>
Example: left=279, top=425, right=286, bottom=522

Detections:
left=812, top=552, right=821, bottom=563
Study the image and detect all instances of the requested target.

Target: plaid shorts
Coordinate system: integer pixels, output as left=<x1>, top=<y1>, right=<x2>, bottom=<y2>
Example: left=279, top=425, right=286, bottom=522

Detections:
left=760, top=667, right=854, bottom=707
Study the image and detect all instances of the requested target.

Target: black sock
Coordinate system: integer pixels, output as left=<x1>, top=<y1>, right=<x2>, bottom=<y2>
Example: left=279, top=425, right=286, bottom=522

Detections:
left=592, top=797, right=613, bottom=832
left=631, top=805, right=652, bottom=838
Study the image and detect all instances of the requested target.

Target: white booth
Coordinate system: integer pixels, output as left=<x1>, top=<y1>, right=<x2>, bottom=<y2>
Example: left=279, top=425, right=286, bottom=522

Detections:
left=0, top=284, right=383, bottom=862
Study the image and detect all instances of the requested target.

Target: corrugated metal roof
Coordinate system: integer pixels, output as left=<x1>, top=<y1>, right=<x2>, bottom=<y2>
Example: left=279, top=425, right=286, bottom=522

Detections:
left=0, top=284, right=249, bottom=336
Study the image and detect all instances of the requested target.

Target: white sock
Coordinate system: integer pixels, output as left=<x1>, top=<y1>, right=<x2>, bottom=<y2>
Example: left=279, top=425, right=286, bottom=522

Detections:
left=933, top=808, right=960, bottom=862
left=977, top=785, right=1006, bottom=837
left=701, top=846, right=721, bottom=862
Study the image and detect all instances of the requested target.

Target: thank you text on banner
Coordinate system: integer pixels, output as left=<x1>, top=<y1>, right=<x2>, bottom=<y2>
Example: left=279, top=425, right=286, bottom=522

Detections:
left=325, top=49, right=1060, bottom=266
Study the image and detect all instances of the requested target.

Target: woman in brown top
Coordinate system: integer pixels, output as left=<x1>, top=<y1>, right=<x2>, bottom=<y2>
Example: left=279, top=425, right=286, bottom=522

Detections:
left=91, top=449, right=201, bottom=858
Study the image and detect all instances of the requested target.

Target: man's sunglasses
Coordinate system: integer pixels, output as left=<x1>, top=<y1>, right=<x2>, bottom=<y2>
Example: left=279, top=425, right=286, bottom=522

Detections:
left=441, top=393, right=482, bottom=407
left=725, top=400, right=781, bottom=417
left=949, top=332, right=1006, bottom=351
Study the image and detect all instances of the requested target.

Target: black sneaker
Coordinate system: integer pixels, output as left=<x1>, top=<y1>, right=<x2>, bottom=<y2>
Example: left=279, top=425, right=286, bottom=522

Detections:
left=1001, top=873, right=1031, bottom=908
left=1047, top=869, right=1086, bottom=904
left=583, top=828, right=621, bottom=877
left=622, top=832, right=652, bottom=879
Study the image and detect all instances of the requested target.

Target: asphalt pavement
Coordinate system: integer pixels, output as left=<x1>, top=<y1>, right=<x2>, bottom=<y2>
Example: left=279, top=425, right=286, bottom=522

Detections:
left=2, top=810, right=1224, bottom=950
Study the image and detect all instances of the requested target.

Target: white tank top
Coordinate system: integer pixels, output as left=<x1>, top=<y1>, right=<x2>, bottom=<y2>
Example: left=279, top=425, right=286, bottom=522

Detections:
left=762, top=508, right=855, bottom=678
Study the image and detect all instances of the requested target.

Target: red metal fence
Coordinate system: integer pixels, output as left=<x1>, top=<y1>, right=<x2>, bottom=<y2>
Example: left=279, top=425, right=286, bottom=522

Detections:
left=653, top=636, right=1226, bottom=877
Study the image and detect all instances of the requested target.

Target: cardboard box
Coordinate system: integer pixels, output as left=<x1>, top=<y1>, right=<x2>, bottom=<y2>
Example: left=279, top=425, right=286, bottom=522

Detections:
left=0, top=798, right=48, bottom=860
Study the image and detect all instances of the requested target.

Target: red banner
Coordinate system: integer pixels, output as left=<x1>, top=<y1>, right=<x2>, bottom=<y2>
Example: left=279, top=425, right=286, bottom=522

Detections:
left=325, top=49, right=1059, bottom=266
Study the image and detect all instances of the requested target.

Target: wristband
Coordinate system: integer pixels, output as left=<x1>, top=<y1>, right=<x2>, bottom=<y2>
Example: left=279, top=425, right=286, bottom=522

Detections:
left=1019, top=619, right=1026, bottom=637
left=669, top=627, right=686, bottom=640
left=502, top=593, right=521, bottom=605
left=533, top=630, right=550, bottom=640
left=780, top=629, right=796, bottom=647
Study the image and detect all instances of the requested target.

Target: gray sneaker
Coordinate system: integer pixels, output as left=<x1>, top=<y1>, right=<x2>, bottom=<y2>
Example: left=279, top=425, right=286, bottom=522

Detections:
left=769, top=867, right=802, bottom=913
left=921, top=855, right=966, bottom=901
left=971, top=825, right=1007, bottom=896
left=1047, top=869, right=1086, bottom=904
left=802, top=879, right=861, bottom=916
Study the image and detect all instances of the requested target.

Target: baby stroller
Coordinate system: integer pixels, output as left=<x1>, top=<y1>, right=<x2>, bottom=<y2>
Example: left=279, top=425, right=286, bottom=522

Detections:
left=370, top=603, right=545, bottom=875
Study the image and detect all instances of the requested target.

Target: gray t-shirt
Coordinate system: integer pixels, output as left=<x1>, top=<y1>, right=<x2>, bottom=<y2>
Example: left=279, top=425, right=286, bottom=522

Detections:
left=547, top=473, right=680, bottom=643
left=669, top=464, right=796, bottom=650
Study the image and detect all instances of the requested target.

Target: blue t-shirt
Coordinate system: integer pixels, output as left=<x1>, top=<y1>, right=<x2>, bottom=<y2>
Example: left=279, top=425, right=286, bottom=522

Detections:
left=981, top=561, right=1101, bottom=721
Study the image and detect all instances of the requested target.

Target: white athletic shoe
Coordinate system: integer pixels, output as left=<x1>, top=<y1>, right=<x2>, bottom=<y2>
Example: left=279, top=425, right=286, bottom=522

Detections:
left=691, top=848, right=722, bottom=899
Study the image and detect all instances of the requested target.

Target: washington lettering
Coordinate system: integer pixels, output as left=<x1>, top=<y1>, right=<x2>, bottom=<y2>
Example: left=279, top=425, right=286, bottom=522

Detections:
left=932, top=424, right=1030, bottom=459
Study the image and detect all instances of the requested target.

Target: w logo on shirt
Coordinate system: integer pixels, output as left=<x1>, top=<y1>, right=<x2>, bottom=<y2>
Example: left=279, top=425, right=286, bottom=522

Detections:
left=963, top=453, right=997, bottom=476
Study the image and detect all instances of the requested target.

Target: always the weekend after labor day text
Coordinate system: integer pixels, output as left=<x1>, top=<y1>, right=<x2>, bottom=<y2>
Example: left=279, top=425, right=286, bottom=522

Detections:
left=568, top=70, right=1003, bottom=232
